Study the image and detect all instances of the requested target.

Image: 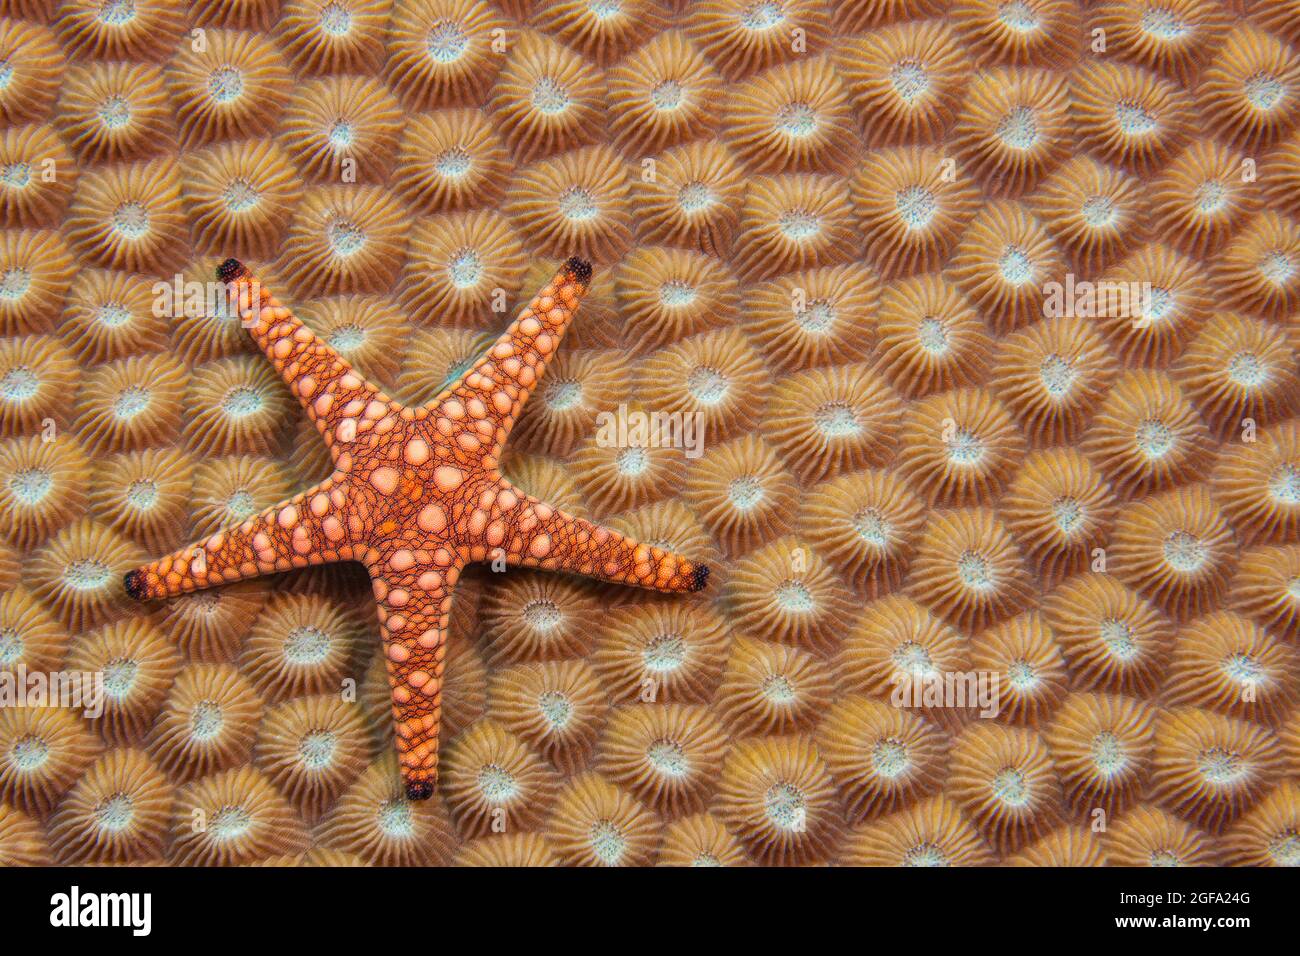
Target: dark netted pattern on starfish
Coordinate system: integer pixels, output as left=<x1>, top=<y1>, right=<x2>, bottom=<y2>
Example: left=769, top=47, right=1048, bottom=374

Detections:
left=125, top=257, right=710, bottom=800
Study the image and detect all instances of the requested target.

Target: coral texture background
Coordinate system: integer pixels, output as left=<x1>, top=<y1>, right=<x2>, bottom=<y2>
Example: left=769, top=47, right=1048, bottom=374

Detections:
left=1, top=0, right=1299, bottom=865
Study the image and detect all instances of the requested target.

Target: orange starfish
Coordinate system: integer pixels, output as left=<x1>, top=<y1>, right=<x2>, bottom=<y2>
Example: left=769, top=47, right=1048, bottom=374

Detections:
left=125, top=256, right=710, bottom=799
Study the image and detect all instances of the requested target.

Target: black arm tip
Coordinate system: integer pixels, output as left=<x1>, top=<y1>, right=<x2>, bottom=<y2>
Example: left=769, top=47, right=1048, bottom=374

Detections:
left=123, top=570, right=148, bottom=601
left=216, top=257, right=247, bottom=283
left=406, top=780, right=435, bottom=801
left=564, top=255, right=593, bottom=286
left=688, top=565, right=711, bottom=592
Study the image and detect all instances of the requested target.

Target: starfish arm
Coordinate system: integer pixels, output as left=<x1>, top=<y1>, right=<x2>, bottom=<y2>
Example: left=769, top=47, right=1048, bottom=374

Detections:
left=432, top=256, right=593, bottom=460
left=482, top=481, right=711, bottom=592
left=218, top=258, right=390, bottom=461
left=370, top=566, right=460, bottom=799
left=123, top=477, right=351, bottom=600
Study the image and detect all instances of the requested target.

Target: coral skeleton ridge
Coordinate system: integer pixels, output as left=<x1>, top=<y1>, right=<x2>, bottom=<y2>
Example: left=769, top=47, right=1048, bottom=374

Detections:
left=125, top=257, right=709, bottom=798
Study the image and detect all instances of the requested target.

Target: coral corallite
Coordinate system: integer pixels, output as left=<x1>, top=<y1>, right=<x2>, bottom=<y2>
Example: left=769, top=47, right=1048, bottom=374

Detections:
left=714, top=735, right=843, bottom=866
left=947, top=723, right=1061, bottom=853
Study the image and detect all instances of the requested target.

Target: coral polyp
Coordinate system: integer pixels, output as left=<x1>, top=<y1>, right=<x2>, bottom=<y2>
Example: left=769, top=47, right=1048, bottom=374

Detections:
left=316, top=756, right=454, bottom=866
left=1148, top=708, right=1282, bottom=832
left=547, top=772, right=659, bottom=867
left=1104, top=803, right=1218, bottom=866
left=1090, top=0, right=1224, bottom=86
left=148, top=664, right=263, bottom=783
left=799, top=468, right=925, bottom=595
left=532, top=0, right=670, bottom=66
left=949, top=0, right=1081, bottom=68
left=399, top=210, right=525, bottom=329
left=835, top=20, right=968, bottom=146
left=277, top=185, right=407, bottom=297
left=1176, top=313, right=1299, bottom=439
left=65, top=618, right=181, bottom=745
left=684, top=434, right=797, bottom=556
left=725, top=56, right=857, bottom=174
left=717, top=637, right=834, bottom=737
left=606, top=31, right=721, bottom=156
left=279, top=75, right=402, bottom=186
left=440, top=720, right=558, bottom=838
left=852, top=146, right=979, bottom=277
left=763, top=363, right=901, bottom=484
left=1044, top=692, right=1157, bottom=817
left=685, top=0, right=830, bottom=82
left=64, top=157, right=189, bottom=274
left=658, top=813, right=749, bottom=866
left=393, top=109, right=510, bottom=215
left=1110, top=484, right=1237, bottom=621
left=1216, top=212, right=1300, bottom=321
left=1231, top=545, right=1300, bottom=642
left=614, top=246, right=738, bottom=353
left=743, top=264, right=876, bottom=373
left=0, top=434, right=87, bottom=551
left=0, top=19, right=61, bottom=127
left=1082, top=370, right=1212, bottom=498
left=731, top=174, right=858, bottom=281
left=816, top=696, right=947, bottom=822
left=58, top=269, right=167, bottom=366
left=722, top=535, right=855, bottom=655
left=0, top=707, right=97, bottom=819
left=274, top=0, right=388, bottom=75
left=634, top=141, right=744, bottom=255
left=998, top=448, right=1116, bottom=584
left=593, top=601, right=730, bottom=706
left=1211, top=421, right=1300, bottom=546
left=841, top=795, right=993, bottom=866
left=635, top=328, right=770, bottom=443
left=1149, top=141, right=1259, bottom=258
left=837, top=595, right=970, bottom=723
left=1041, top=573, right=1174, bottom=697
left=1031, top=157, right=1147, bottom=274
left=907, top=508, right=1034, bottom=631
left=52, top=0, right=185, bottom=62
left=1197, top=24, right=1300, bottom=153
left=241, top=592, right=364, bottom=703
left=487, top=31, right=605, bottom=164
left=23, top=519, right=143, bottom=633
left=182, top=357, right=294, bottom=458
left=166, top=30, right=290, bottom=148
left=946, top=201, right=1066, bottom=334
left=1069, top=62, right=1193, bottom=175
left=55, top=61, right=175, bottom=165
left=1165, top=611, right=1297, bottom=725
left=168, top=767, right=310, bottom=866
left=597, top=703, right=728, bottom=817
left=47, top=749, right=172, bottom=864
left=946, top=723, right=1061, bottom=853
left=505, top=146, right=633, bottom=263
left=967, top=612, right=1068, bottom=725
left=952, top=69, right=1070, bottom=197
left=488, top=660, right=607, bottom=775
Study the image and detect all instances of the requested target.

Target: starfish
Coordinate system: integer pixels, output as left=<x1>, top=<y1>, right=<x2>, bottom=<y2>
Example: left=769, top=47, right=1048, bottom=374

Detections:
left=125, top=255, right=710, bottom=799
